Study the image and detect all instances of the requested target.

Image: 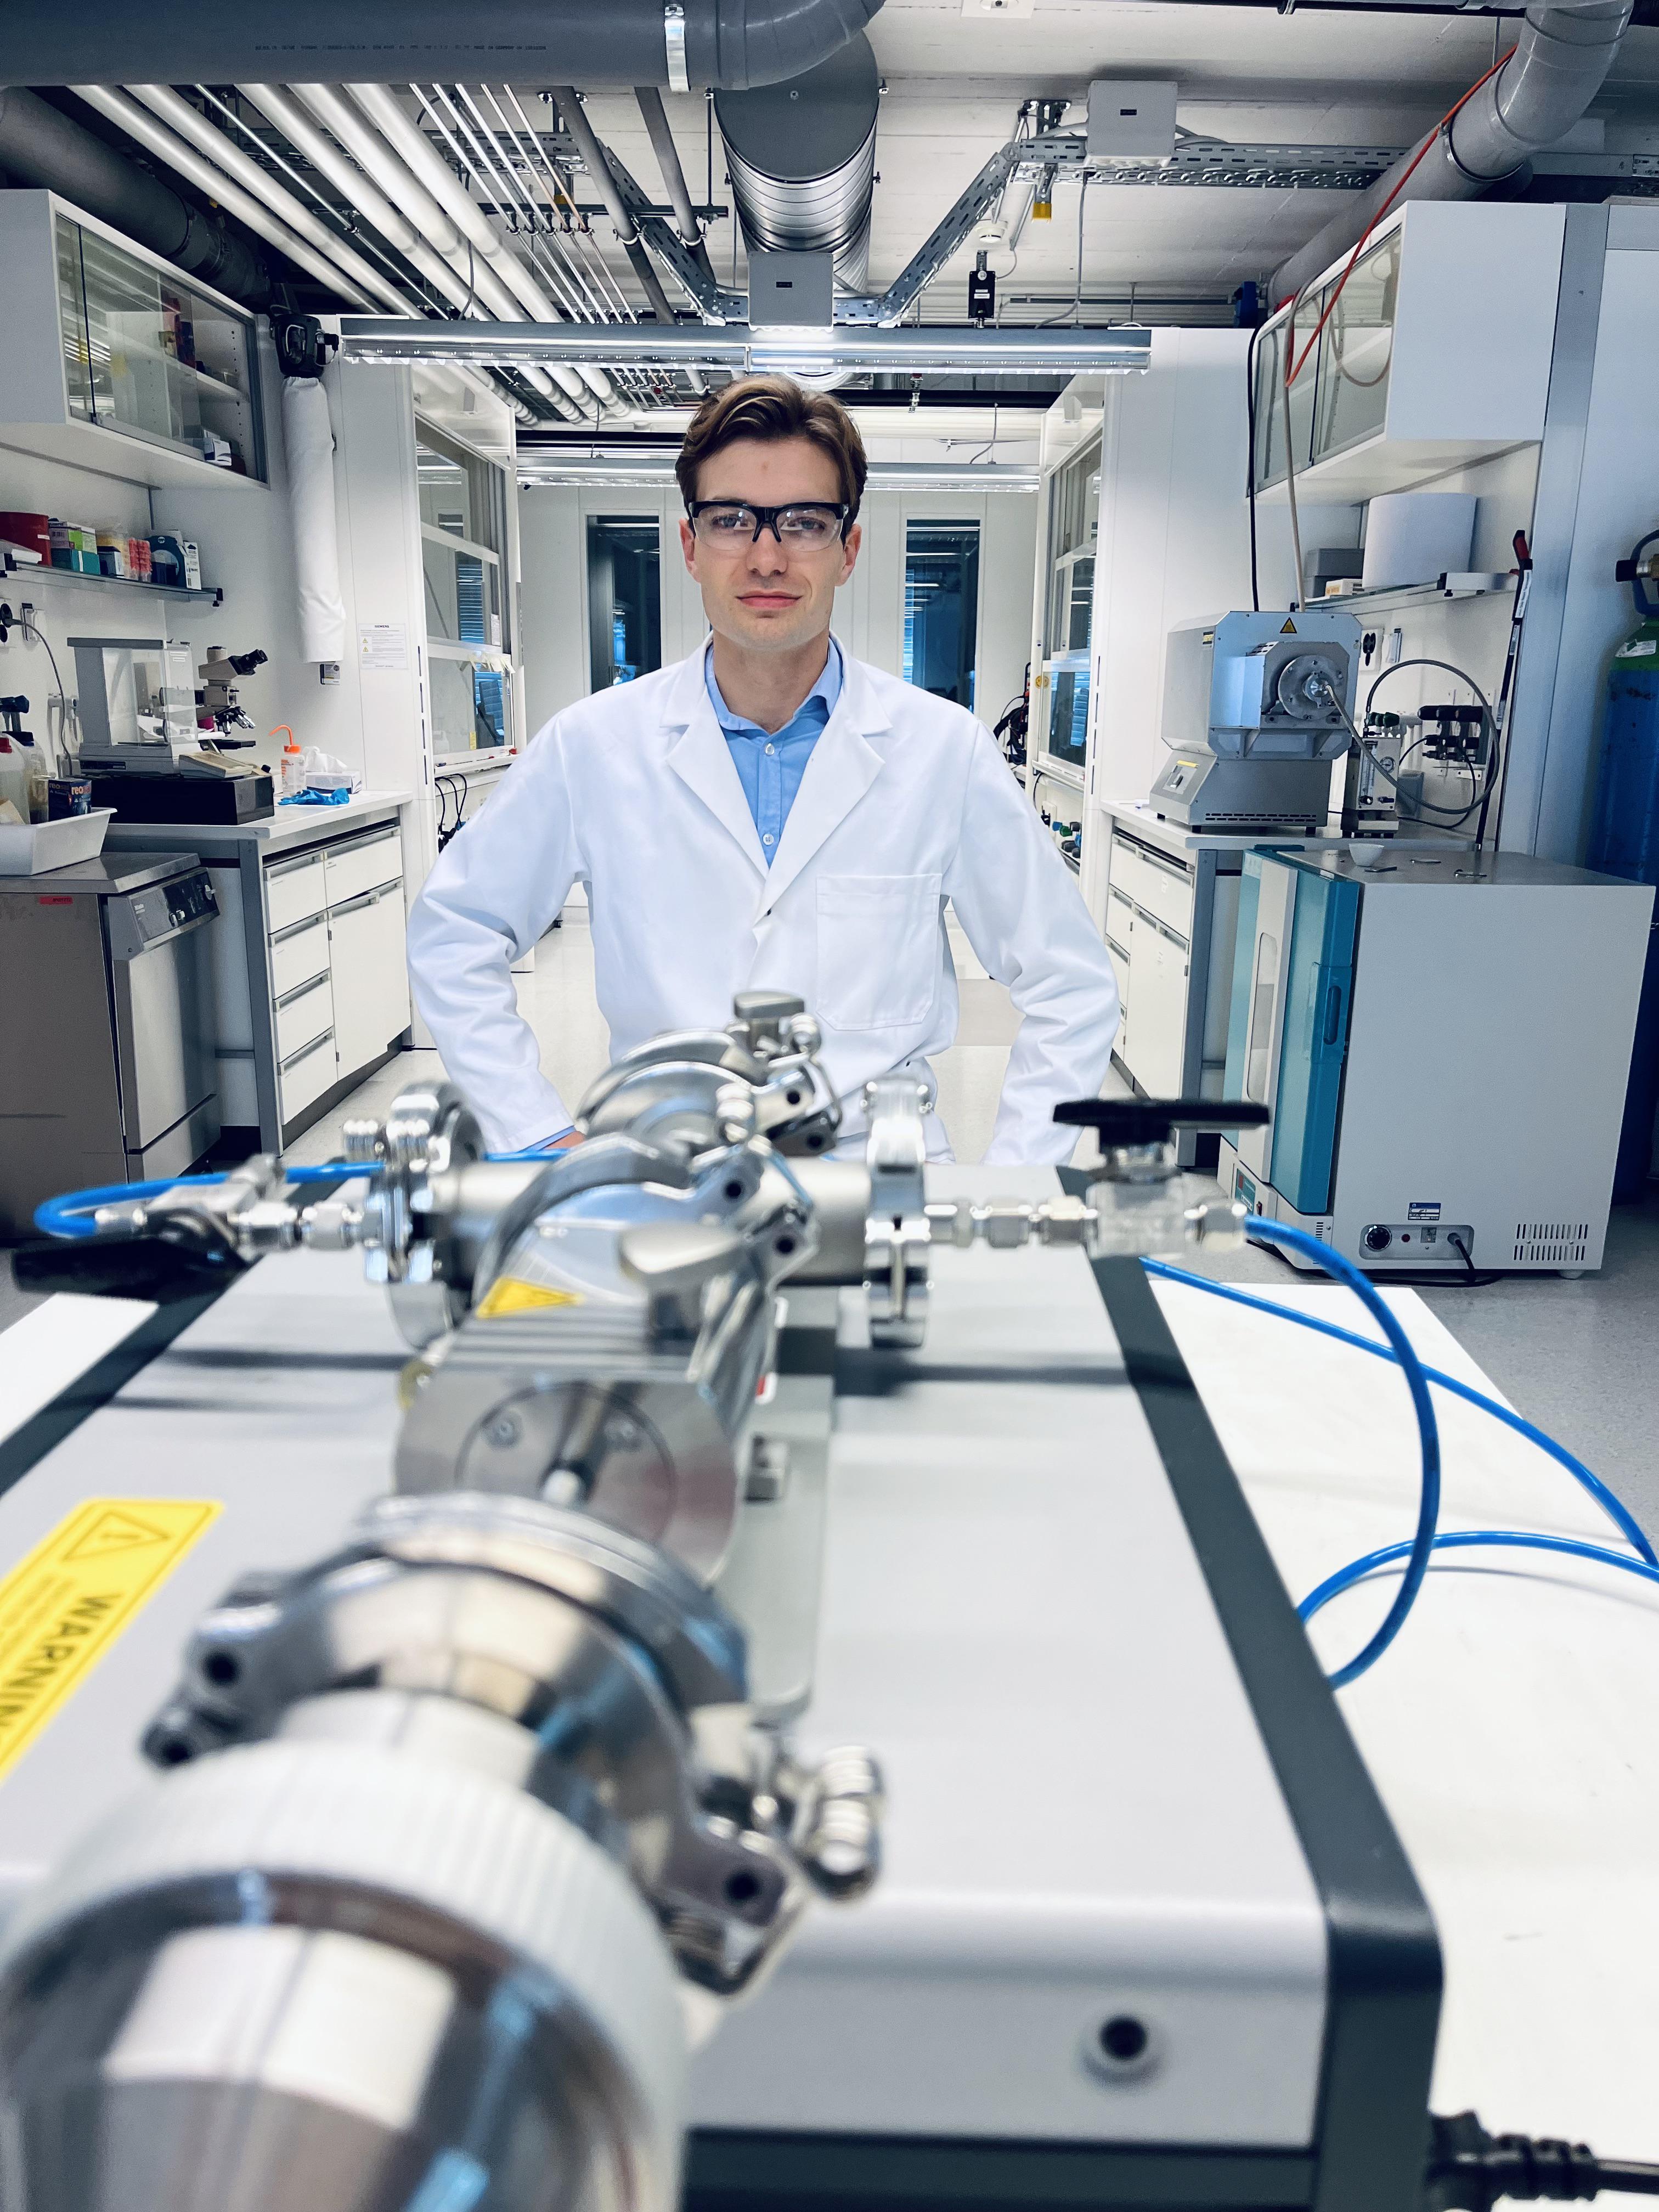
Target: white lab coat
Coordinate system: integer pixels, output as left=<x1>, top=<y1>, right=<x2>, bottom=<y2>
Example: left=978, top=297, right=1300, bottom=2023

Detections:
left=406, top=643, right=1119, bottom=1162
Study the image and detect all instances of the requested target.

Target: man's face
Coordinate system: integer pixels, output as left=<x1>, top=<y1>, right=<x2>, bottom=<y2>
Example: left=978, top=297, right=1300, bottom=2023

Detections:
left=679, top=435, right=862, bottom=655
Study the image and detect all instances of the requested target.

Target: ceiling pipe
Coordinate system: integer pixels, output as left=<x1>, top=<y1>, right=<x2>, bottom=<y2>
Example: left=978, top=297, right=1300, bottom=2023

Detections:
left=635, top=88, right=708, bottom=254
left=122, top=84, right=407, bottom=311
left=550, top=88, right=682, bottom=327
left=70, top=85, right=375, bottom=305
left=283, top=85, right=584, bottom=419
left=2, top=0, right=883, bottom=92
left=239, top=84, right=478, bottom=317
left=0, top=85, right=270, bottom=305
left=1271, top=0, right=1634, bottom=303
left=239, top=86, right=574, bottom=422
left=347, top=84, right=623, bottom=412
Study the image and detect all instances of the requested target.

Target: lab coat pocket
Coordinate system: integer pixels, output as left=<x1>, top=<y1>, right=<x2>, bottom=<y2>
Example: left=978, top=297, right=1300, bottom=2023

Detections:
left=816, top=872, right=943, bottom=1030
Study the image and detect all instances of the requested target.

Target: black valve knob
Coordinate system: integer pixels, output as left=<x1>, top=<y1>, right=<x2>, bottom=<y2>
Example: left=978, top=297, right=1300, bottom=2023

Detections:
left=1053, top=1098, right=1271, bottom=1146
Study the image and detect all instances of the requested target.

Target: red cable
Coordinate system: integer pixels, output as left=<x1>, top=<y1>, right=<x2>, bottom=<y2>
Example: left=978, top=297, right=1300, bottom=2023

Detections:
left=1282, top=44, right=1517, bottom=385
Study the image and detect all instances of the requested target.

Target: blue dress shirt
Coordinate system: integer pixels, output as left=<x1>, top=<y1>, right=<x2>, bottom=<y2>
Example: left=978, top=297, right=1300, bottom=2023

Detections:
left=705, top=640, right=842, bottom=865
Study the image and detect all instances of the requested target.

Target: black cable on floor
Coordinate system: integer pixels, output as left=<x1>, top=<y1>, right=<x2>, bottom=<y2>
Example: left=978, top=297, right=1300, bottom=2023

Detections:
left=1427, top=2111, right=1659, bottom=2209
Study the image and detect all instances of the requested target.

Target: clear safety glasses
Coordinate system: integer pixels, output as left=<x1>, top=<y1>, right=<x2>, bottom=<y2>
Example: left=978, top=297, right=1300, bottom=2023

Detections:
left=687, top=501, right=851, bottom=551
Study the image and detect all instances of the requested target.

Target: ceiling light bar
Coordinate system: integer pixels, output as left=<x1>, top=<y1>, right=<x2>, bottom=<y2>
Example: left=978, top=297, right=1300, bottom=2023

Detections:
left=338, top=319, right=1152, bottom=377
left=515, top=454, right=1042, bottom=492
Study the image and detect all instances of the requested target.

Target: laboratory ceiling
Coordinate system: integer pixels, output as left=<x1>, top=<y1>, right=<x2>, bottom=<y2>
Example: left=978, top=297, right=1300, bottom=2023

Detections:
left=566, top=0, right=1659, bottom=307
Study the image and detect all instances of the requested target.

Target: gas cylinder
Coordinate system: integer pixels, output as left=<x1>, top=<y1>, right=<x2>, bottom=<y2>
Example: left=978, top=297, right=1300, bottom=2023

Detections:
left=1587, top=530, right=1659, bottom=1197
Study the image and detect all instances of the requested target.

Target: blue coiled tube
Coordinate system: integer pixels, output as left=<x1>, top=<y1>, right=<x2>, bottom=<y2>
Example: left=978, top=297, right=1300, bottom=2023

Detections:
left=1142, top=1259, right=1655, bottom=1568
left=1299, top=1529, right=1659, bottom=1624
left=1227, top=1217, right=1443, bottom=1689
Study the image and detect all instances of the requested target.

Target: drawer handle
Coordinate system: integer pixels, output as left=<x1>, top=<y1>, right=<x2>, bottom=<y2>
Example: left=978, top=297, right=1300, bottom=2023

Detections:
left=270, top=913, right=328, bottom=947
left=267, top=853, right=325, bottom=884
left=280, top=1028, right=334, bottom=1073
left=1105, top=934, right=1130, bottom=963
left=1118, top=833, right=1192, bottom=884
left=275, top=973, right=331, bottom=1011
left=329, top=883, right=399, bottom=918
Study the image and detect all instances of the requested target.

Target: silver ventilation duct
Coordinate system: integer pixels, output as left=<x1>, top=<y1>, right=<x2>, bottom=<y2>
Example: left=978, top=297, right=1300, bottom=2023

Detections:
left=1, top=0, right=882, bottom=92
left=715, top=32, right=880, bottom=291
left=1271, top=0, right=1634, bottom=303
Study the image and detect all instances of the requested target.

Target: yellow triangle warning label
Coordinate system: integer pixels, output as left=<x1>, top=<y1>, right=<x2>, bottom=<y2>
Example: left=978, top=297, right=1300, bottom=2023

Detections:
left=0, top=1498, right=221, bottom=1780
left=475, top=1276, right=584, bottom=1321
left=1280, top=618, right=1297, bottom=634
left=63, top=1509, right=172, bottom=1560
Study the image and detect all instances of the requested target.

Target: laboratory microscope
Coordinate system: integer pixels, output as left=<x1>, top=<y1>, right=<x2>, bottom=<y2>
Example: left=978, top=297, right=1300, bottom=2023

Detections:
left=0, top=996, right=1442, bottom=2212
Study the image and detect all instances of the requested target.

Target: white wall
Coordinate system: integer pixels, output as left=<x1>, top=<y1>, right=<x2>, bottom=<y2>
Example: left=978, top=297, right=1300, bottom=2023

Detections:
left=520, top=477, right=1036, bottom=736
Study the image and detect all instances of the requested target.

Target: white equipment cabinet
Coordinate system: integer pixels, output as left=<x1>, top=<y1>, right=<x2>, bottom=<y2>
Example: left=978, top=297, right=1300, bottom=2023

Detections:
left=1217, top=848, right=1653, bottom=1273
left=1101, top=804, right=1464, bottom=1156
left=107, top=798, right=412, bottom=1149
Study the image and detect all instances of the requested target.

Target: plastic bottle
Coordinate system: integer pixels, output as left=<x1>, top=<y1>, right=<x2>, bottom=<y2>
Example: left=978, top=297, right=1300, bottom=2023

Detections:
left=274, top=726, right=306, bottom=799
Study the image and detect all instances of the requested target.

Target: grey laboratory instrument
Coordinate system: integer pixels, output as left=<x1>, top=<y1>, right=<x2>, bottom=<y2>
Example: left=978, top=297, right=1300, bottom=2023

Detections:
left=0, top=999, right=1437, bottom=2212
left=1148, top=608, right=1361, bottom=833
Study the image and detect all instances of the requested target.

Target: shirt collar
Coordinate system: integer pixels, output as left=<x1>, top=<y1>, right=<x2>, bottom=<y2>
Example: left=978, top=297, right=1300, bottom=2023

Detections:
left=704, top=636, right=842, bottom=737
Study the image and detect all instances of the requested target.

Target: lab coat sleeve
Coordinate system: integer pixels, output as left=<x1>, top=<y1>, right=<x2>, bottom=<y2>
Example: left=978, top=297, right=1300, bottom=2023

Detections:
left=944, top=724, right=1120, bottom=1165
left=405, top=731, right=581, bottom=1153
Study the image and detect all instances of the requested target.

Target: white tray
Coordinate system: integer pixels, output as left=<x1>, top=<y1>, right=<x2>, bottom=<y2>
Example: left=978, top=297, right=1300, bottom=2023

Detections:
left=0, top=808, right=114, bottom=877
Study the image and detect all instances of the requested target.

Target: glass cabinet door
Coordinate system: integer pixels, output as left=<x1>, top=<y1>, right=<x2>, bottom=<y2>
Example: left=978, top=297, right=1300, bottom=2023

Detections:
left=1254, top=313, right=1319, bottom=489
left=1311, top=230, right=1398, bottom=465
left=53, top=210, right=263, bottom=478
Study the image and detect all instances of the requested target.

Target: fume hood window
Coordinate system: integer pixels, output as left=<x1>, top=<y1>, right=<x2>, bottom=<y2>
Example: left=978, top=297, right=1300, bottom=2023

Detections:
left=417, top=415, right=516, bottom=761
left=587, top=518, right=662, bottom=690
left=903, top=522, right=980, bottom=709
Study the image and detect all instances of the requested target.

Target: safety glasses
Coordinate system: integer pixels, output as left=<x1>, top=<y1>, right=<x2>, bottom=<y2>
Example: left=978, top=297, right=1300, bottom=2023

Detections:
left=687, top=500, right=851, bottom=551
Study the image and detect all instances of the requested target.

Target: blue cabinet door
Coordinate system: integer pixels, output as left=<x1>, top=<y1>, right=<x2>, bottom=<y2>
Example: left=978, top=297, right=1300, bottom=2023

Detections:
left=1269, top=867, right=1358, bottom=1215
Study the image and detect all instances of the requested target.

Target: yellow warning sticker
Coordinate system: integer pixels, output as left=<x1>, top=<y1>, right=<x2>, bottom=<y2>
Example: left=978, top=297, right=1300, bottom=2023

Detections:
left=1280, top=617, right=1297, bottom=634
left=0, top=1498, right=221, bottom=1781
left=475, top=1276, right=585, bottom=1320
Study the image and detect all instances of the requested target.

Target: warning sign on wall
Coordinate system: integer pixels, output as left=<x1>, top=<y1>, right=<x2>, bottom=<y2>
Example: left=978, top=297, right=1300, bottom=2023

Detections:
left=0, top=1499, right=221, bottom=1781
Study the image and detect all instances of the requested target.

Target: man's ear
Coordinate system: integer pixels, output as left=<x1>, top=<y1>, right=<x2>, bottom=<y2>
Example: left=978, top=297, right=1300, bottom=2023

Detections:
left=838, top=518, right=862, bottom=585
left=678, top=516, right=698, bottom=574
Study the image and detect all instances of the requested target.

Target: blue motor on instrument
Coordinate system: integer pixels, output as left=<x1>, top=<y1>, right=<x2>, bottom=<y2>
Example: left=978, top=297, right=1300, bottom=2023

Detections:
left=1587, top=531, right=1659, bottom=1198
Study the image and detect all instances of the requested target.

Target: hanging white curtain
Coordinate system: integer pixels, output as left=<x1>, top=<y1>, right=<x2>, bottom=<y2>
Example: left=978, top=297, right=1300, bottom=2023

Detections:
left=281, top=375, right=347, bottom=665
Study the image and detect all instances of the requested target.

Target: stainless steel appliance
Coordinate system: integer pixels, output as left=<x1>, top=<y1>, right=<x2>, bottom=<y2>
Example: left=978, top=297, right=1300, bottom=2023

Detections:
left=1148, top=608, right=1360, bottom=832
left=0, top=851, right=219, bottom=1237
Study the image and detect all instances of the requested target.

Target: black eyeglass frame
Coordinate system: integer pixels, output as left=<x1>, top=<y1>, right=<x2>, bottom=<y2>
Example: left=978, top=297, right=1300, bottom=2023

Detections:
left=685, top=499, right=853, bottom=545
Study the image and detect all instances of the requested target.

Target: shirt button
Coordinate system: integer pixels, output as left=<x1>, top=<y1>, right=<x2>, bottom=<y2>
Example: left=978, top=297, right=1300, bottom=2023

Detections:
left=765, top=743, right=776, bottom=755
left=763, top=833, right=775, bottom=845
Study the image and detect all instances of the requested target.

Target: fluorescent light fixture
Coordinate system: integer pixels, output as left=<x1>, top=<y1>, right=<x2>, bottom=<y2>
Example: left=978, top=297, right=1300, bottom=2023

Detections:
left=339, top=318, right=1152, bottom=377
left=516, top=454, right=1041, bottom=492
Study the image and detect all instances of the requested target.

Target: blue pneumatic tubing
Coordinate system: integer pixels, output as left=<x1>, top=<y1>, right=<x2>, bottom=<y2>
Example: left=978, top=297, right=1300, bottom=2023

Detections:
left=1299, top=1529, right=1659, bottom=1624
left=33, top=1174, right=229, bottom=1240
left=1233, top=1216, right=1443, bottom=1689
left=1143, top=1260, right=1657, bottom=1568
left=34, top=1145, right=573, bottom=1238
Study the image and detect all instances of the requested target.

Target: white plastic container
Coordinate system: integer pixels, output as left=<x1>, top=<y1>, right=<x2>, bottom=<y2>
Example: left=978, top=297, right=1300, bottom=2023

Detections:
left=0, top=808, right=114, bottom=877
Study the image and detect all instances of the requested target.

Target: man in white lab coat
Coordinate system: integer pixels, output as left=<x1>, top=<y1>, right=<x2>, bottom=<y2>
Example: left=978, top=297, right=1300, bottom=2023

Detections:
left=407, top=375, right=1118, bottom=1161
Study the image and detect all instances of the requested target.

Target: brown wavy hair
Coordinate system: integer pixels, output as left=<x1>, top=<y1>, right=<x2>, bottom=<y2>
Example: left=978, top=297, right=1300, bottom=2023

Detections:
left=675, top=375, right=867, bottom=518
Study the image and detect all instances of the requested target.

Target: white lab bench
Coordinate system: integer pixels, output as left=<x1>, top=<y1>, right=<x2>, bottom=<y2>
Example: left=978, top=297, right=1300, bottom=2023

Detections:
left=0, top=1171, right=1653, bottom=2181
left=1098, top=802, right=1470, bottom=1151
left=105, top=792, right=414, bottom=1152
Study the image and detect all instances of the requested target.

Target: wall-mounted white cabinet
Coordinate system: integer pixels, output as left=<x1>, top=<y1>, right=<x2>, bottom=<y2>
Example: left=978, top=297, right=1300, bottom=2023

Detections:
left=1252, top=201, right=1566, bottom=505
left=0, top=191, right=267, bottom=491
